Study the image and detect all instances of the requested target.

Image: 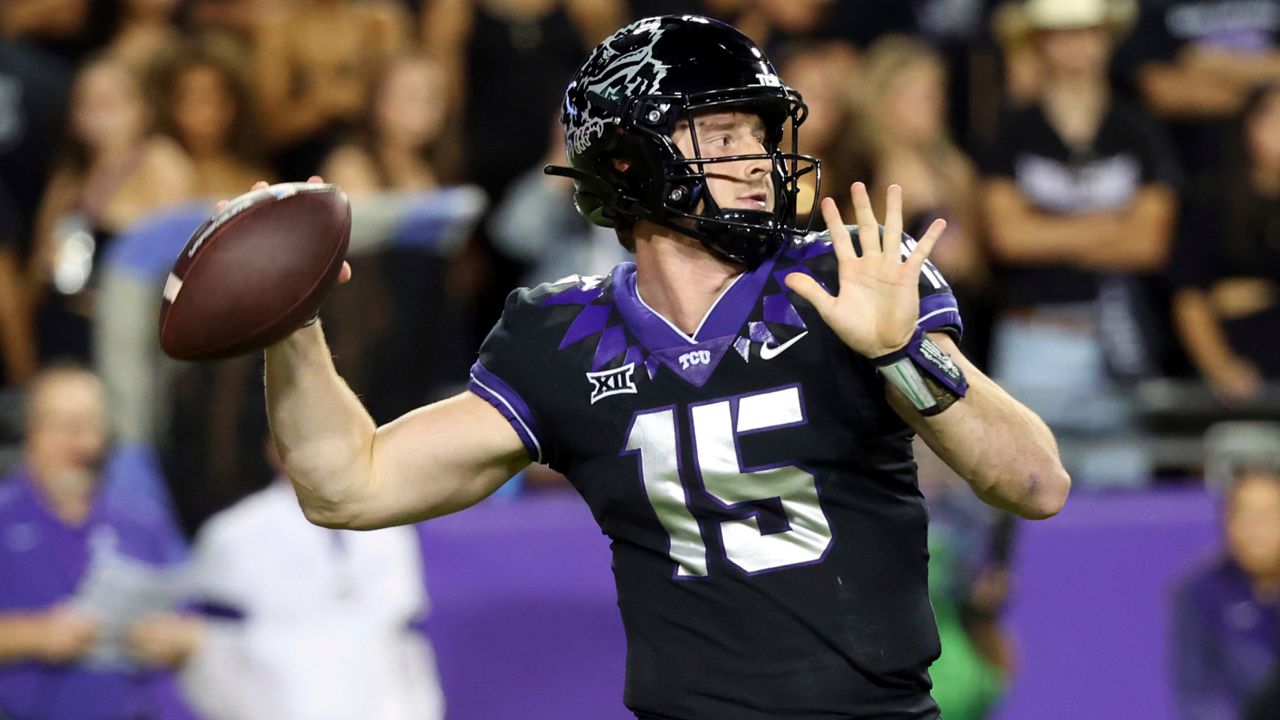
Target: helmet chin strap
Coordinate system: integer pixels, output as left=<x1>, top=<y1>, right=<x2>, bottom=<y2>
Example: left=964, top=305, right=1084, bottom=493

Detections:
left=673, top=173, right=788, bottom=268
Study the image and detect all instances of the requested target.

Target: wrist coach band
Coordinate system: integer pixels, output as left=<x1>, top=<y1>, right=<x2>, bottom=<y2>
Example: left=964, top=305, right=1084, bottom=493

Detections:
left=871, top=328, right=968, bottom=416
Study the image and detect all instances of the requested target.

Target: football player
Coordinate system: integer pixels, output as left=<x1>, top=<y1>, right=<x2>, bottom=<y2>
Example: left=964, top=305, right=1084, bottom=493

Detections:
left=264, top=16, right=1070, bottom=719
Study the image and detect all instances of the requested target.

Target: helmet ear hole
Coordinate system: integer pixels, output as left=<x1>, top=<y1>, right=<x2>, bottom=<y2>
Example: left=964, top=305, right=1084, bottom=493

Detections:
left=663, top=182, right=700, bottom=213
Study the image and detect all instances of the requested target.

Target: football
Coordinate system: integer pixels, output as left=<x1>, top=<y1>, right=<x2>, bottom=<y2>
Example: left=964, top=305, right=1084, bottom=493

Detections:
left=158, top=182, right=351, bottom=360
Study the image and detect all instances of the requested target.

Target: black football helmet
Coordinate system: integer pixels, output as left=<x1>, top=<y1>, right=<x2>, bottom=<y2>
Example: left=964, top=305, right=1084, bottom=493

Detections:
left=546, top=15, right=820, bottom=268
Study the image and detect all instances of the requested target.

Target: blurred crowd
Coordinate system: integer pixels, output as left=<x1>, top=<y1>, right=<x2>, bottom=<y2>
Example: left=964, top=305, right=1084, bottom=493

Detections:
left=0, top=0, right=1278, bottom=719
left=0, top=0, right=1277, bottom=480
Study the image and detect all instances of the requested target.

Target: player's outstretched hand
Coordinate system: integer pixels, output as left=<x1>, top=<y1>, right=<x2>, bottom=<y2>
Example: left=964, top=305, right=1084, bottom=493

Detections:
left=784, top=182, right=945, bottom=358
left=214, top=176, right=353, bottom=285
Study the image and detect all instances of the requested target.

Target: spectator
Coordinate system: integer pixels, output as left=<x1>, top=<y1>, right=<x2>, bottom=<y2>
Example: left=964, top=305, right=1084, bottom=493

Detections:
left=157, top=38, right=273, bottom=199
left=774, top=40, right=864, bottom=224
left=1172, top=422, right=1280, bottom=720
left=0, top=183, right=36, bottom=387
left=733, top=0, right=919, bottom=54
left=106, top=0, right=184, bottom=74
left=0, top=0, right=112, bottom=65
left=184, top=0, right=270, bottom=39
left=1247, top=664, right=1280, bottom=720
left=980, top=0, right=1180, bottom=485
left=1170, top=83, right=1280, bottom=404
left=321, top=55, right=449, bottom=196
left=0, top=32, right=75, bottom=259
left=0, top=364, right=186, bottom=720
left=421, top=0, right=623, bottom=198
left=488, top=118, right=629, bottom=286
left=858, top=34, right=991, bottom=362
left=1115, top=0, right=1280, bottom=181
left=127, top=439, right=445, bottom=720
left=253, top=0, right=409, bottom=180
left=30, top=55, right=192, bottom=362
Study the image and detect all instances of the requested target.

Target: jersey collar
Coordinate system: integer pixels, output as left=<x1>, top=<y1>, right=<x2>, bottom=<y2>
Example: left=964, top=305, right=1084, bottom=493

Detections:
left=612, top=253, right=778, bottom=355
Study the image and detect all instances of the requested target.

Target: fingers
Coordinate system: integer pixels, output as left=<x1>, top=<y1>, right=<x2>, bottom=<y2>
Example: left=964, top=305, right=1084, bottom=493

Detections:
left=251, top=180, right=269, bottom=191
left=906, top=218, right=947, bottom=274
left=820, top=197, right=855, bottom=266
left=851, top=182, right=880, bottom=256
left=338, top=261, right=353, bottom=284
left=214, top=199, right=229, bottom=212
left=883, top=184, right=903, bottom=262
left=307, top=175, right=325, bottom=184
left=784, top=272, right=835, bottom=315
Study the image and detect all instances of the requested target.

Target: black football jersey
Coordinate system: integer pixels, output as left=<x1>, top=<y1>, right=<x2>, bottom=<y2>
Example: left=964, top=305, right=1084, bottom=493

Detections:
left=468, top=229, right=961, bottom=720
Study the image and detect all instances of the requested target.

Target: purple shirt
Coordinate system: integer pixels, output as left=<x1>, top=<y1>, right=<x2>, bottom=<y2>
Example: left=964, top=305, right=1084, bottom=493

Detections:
left=0, top=459, right=186, bottom=720
left=1172, top=554, right=1279, bottom=720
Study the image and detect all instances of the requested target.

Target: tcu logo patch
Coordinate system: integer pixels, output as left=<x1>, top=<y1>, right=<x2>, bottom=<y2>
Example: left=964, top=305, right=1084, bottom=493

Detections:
left=587, top=363, right=638, bottom=404
left=678, top=350, right=711, bottom=370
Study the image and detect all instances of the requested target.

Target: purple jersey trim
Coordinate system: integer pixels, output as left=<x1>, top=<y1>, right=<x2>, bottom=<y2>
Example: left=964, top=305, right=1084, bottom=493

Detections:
left=468, top=361, right=543, bottom=463
left=612, top=254, right=778, bottom=354
left=917, top=293, right=963, bottom=337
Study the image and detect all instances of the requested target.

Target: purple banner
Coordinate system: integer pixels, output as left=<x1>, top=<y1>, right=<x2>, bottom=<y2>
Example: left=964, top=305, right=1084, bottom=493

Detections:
left=416, top=488, right=1222, bottom=720
left=994, top=488, right=1219, bottom=720
left=417, top=495, right=629, bottom=719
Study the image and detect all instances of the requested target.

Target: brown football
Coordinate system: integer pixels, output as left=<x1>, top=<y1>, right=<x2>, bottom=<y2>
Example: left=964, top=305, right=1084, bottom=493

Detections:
left=158, top=182, right=351, bottom=360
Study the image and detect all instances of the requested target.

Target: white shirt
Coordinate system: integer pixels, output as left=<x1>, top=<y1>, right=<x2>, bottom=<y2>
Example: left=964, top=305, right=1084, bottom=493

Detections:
left=179, top=481, right=444, bottom=720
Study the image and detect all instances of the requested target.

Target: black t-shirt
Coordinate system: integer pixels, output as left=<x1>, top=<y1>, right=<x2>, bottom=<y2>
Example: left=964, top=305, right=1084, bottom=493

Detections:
left=463, top=5, right=587, bottom=198
left=0, top=39, right=74, bottom=255
left=981, top=99, right=1182, bottom=307
left=1172, top=186, right=1280, bottom=289
left=1114, top=0, right=1280, bottom=176
left=469, top=231, right=961, bottom=719
left=0, top=179, right=20, bottom=247
left=1170, top=180, right=1280, bottom=374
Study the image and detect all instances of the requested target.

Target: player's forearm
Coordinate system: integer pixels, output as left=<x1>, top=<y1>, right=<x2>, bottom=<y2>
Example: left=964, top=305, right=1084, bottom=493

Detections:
left=890, top=339, right=1070, bottom=519
left=264, top=323, right=379, bottom=527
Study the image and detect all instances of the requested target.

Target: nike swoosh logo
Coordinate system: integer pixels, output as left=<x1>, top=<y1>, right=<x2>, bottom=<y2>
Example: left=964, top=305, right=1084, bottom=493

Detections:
left=759, top=332, right=809, bottom=360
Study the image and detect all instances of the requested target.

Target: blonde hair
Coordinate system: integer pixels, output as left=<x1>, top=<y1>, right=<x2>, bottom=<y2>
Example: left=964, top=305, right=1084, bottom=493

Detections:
left=858, top=36, right=954, bottom=156
left=855, top=35, right=970, bottom=197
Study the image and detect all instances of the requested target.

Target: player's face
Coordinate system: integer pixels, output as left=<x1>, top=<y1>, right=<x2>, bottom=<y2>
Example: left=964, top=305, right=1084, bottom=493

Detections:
left=1224, top=472, right=1280, bottom=580
left=671, top=110, right=775, bottom=214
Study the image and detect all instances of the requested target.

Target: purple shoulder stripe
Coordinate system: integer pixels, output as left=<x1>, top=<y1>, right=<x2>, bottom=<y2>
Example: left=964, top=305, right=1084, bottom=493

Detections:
left=917, top=293, right=963, bottom=337
left=467, top=361, right=544, bottom=463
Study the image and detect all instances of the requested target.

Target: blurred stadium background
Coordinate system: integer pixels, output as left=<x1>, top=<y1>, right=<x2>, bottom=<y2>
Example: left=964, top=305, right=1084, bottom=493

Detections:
left=1, top=0, right=1278, bottom=719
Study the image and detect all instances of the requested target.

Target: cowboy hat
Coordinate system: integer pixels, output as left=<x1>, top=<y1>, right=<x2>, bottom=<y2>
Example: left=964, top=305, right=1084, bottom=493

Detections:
left=994, top=0, right=1137, bottom=47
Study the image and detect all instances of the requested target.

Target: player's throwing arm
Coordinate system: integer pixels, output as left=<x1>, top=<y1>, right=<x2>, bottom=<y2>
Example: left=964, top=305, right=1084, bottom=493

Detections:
left=157, top=177, right=531, bottom=530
